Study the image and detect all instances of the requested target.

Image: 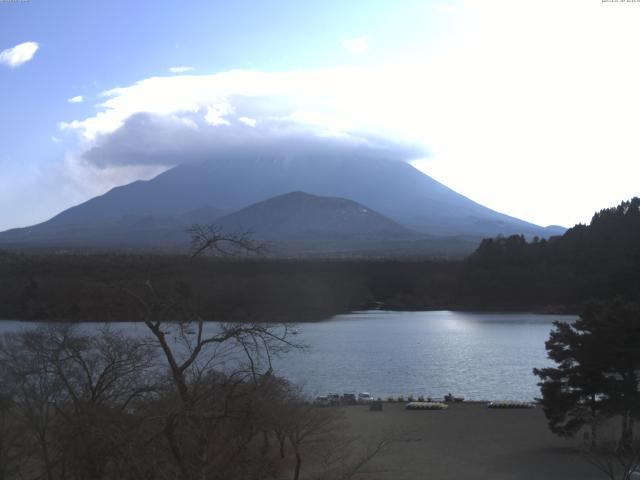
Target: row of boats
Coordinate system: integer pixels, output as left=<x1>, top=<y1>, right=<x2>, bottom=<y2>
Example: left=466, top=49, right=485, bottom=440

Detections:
left=315, top=394, right=535, bottom=409
left=314, top=392, right=374, bottom=405
left=314, top=392, right=465, bottom=406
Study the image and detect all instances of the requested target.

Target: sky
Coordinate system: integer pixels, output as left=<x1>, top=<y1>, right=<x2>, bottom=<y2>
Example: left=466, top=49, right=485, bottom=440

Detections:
left=1, top=0, right=640, bottom=231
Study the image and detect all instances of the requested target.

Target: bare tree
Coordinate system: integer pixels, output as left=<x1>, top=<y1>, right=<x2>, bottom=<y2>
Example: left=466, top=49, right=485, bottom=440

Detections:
left=0, top=227, right=318, bottom=480
left=314, top=434, right=390, bottom=480
left=112, top=225, right=301, bottom=480
left=0, top=328, right=65, bottom=480
left=0, top=388, right=22, bottom=480
left=272, top=392, right=393, bottom=480
left=0, top=325, right=157, bottom=480
left=286, top=401, right=337, bottom=480
left=582, top=420, right=640, bottom=480
left=187, top=224, right=264, bottom=258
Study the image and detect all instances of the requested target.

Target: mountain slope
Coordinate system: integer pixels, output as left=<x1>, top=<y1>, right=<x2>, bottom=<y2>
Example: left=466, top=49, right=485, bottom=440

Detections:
left=215, top=191, right=413, bottom=239
left=0, top=155, right=564, bottom=254
left=31, top=155, right=557, bottom=235
left=0, top=190, right=479, bottom=256
left=0, top=206, right=223, bottom=250
left=211, top=191, right=458, bottom=255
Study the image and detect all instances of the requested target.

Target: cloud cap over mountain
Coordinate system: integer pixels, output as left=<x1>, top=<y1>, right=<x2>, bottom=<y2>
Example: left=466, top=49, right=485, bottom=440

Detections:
left=80, top=109, right=424, bottom=169
left=59, top=68, right=430, bottom=170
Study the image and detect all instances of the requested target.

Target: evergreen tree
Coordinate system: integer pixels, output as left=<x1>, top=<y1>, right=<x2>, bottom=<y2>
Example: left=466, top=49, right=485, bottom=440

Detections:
left=534, top=300, right=640, bottom=446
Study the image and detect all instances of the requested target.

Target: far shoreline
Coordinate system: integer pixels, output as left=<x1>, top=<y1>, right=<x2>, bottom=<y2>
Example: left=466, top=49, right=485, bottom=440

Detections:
left=0, top=307, right=579, bottom=324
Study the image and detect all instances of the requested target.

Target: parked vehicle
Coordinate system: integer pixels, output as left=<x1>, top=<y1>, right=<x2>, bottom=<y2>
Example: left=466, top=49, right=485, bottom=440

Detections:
left=357, top=392, right=374, bottom=404
left=444, top=393, right=464, bottom=403
left=314, top=395, right=330, bottom=406
left=341, top=393, right=357, bottom=405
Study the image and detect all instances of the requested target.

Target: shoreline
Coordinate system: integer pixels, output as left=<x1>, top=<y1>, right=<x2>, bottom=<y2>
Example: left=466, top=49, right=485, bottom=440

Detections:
left=0, top=307, right=579, bottom=324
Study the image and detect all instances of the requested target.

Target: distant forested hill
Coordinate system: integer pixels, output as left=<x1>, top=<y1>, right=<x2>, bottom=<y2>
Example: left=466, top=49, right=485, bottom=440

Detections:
left=457, top=197, right=640, bottom=310
left=0, top=199, right=637, bottom=322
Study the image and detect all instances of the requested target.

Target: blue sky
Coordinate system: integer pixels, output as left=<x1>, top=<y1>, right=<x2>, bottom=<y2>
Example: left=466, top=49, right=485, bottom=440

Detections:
left=1, top=0, right=640, bottom=231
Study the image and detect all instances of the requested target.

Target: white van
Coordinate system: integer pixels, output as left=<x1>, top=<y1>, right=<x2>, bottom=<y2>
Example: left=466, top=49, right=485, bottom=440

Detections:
left=357, top=392, right=374, bottom=404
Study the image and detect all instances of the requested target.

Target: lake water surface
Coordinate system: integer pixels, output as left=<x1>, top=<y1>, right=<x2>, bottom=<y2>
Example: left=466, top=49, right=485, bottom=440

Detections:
left=0, top=311, right=574, bottom=401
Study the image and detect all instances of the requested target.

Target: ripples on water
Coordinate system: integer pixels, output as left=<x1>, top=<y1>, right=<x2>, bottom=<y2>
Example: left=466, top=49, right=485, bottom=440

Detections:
left=0, top=311, right=575, bottom=401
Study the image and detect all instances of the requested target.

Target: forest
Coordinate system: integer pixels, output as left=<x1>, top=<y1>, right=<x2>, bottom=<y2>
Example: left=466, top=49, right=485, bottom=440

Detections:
left=0, top=198, right=638, bottom=322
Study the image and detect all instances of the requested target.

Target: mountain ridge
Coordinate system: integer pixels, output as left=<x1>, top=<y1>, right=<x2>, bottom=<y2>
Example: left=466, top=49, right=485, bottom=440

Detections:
left=0, top=155, right=565, bottom=255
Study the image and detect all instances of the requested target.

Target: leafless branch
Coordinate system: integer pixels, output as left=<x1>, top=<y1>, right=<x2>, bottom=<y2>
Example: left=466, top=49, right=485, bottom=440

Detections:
left=187, top=224, right=266, bottom=258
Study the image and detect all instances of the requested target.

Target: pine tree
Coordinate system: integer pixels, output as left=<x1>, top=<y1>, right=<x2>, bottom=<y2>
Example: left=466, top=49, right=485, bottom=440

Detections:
left=534, top=300, right=640, bottom=447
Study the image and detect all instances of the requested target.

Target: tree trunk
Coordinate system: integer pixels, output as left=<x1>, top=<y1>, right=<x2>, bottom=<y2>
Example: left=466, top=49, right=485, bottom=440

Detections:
left=621, top=411, right=632, bottom=448
left=261, top=430, right=270, bottom=456
left=198, top=428, right=208, bottom=480
left=38, top=430, right=55, bottom=480
left=293, top=448, right=302, bottom=480
left=163, top=416, right=190, bottom=480
left=590, top=397, right=599, bottom=449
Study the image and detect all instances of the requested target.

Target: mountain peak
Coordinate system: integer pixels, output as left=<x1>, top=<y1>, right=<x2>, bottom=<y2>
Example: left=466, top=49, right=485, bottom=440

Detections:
left=215, top=190, right=412, bottom=239
left=0, top=155, right=564, bottom=255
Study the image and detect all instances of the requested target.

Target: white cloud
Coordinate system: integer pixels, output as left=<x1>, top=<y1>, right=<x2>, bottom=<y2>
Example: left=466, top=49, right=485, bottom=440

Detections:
left=57, top=67, right=417, bottom=143
left=68, top=95, right=84, bottom=104
left=51, top=136, right=62, bottom=143
left=63, top=153, right=168, bottom=200
left=0, top=41, right=39, bottom=69
left=339, top=37, right=369, bottom=55
left=407, top=0, right=640, bottom=227
left=204, top=103, right=232, bottom=126
left=169, top=66, right=194, bottom=74
left=239, top=116, right=257, bottom=127
left=437, top=4, right=459, bottom=14
left=57, top=67, right=423, bottom=181
left=58, top=0, right=640, bottom=227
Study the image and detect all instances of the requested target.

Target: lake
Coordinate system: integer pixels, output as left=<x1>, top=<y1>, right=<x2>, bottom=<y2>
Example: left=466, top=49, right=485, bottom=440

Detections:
left=0, top=310, right=573, bottom=401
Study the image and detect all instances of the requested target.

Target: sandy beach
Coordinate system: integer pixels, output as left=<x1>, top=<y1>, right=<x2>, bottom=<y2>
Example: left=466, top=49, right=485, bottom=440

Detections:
left=335, top=402, right=602, bottom=480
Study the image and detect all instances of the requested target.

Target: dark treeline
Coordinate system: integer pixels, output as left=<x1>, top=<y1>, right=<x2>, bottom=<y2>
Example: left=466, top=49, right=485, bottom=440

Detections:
left=1, top=197, right=639, bottom=322
left=0, top=253, right=461, bottom=322
left=459, top=197, right=640, bottom=310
